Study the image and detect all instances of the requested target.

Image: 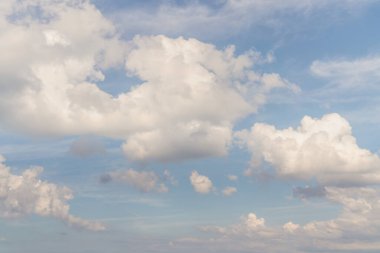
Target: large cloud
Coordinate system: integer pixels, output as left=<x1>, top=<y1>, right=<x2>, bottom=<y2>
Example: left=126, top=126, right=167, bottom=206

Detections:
left=0, top=0, right=296, bottom=162
left=237, top=113, right=380, bottom=185
left=0, top=155, right=104, bottom=231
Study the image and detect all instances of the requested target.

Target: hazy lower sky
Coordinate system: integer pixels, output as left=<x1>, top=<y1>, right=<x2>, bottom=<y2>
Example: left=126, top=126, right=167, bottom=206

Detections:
left=1, top=1, right=380, bottom=252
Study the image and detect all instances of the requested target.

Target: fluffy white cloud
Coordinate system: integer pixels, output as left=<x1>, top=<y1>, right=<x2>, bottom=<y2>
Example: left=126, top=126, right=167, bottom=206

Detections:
left=238, top=113, right=380, bottom=185
left=222, top=186, right=237, bottom=196
left=0, top=0, right=296, bottom=162
left=120, top=35, right=296, bottom=161
left=0, top=155, right=104, bottom=231
left=100, top=169, right=168, bottom=193
left=189, top=171, right=213, bottom=194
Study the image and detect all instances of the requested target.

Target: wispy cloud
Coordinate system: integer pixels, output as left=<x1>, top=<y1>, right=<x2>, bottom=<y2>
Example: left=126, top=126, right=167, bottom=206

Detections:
left=106, top=0, right=376, bottom=40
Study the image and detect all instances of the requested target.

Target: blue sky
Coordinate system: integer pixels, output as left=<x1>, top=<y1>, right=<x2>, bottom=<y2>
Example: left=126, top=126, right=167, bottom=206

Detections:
left=1, top=0, right=380, bottom=252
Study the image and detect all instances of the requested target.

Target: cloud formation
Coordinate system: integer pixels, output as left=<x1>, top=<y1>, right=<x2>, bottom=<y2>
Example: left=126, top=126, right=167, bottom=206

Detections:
left=222, top=186, right=237, bottom=196
left=311, top=56, right=380, bottom=91
left=0, top=0, right=297, bottom=163
left=100, top=169, right=168, bottom=193
left=0, top=155, right=104, bottom=231
left=108, top=0, right=375, bottom=40
left=238, top=113, right=380, bottom=185
left=189, top=171, right=213, bottom=194
left=181, top=186, right=380, bottom=252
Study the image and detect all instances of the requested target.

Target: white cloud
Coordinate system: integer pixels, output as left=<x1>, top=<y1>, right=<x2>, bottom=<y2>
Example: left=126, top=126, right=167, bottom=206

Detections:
left=227, top=174, right=238, bottom=181
left=189, top=171, right=213, bottom=194
left=179, top=186, right=380, bottom=252
left=0, top=0, right=296, bottom=162
left=222, top=186, right=237, bottom=196
left=238, top=113, right=380, bottom=186
left=311, top=56, right=380, bottom=91
left=108, top=0, right=375, bottom=40
left=100, top=169, right=168, bottom=193
left=120, top=35, right=295, bottom=162
left=283, top=221, right=300, bottom=233
left=245, top=213, right=265, bottom=230
left=0, top=155, right=104, bottom=231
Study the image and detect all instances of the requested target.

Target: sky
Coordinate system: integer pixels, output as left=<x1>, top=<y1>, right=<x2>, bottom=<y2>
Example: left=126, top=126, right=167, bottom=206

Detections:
left=1, top=0, right=380, bottom=252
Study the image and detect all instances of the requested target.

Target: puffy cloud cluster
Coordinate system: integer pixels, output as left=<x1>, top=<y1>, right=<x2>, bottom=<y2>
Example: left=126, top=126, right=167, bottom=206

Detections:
left=189, top=171, right=213, bottom=194
left=238, top=113, right=380, bottom=185
left=0, top=0, right=297, bottom=163
left=0, top=155, right=104, bottom=231
left=183, top=186, right=380, bottom=252
left=100, top=169, right=168, bottom=193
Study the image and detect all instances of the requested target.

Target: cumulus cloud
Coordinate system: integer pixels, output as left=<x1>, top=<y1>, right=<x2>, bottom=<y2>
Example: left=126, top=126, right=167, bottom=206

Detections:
left=222, top=186, right=237, bottom=196
left=0, top=0, right=297, bottom=163
left=189, top=171, right=213, bottom=194
left=179, top=186, right=380, bottom=252
left=237, top=113, right=380, bottom=186
left=282, top=221, right=300, bottom=233
left=245, top=213, right=265, bottom=230
left=0, top=155, right=104, bottom=231
left=100, top=169, right=168, bottom=193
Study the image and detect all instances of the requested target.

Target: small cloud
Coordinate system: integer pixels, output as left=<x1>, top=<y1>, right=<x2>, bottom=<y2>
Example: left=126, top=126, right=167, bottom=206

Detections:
left=163, top=169, right=178, bottom=186
left=283, top=221, right=300, bottom=233
left=227, top=174, right=238, bottom=181
left=245, top=213, right=265, bottom=230
left=100, top=169, right=168, bottom=193
left=68, top=136, right=106, bottom=158
left=189, top=170, right=213, bottom=194
left=222, top=186, right=237, bottom=196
